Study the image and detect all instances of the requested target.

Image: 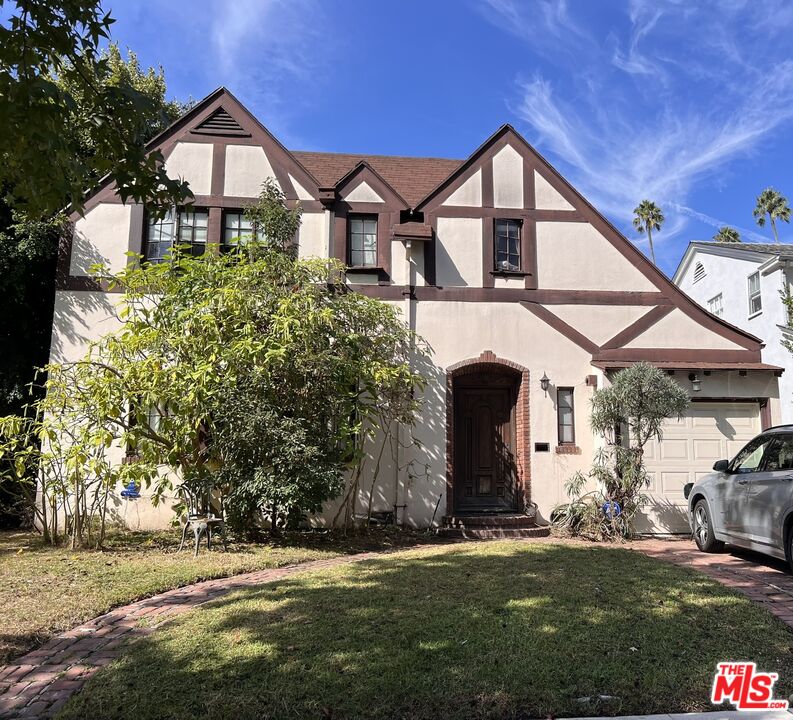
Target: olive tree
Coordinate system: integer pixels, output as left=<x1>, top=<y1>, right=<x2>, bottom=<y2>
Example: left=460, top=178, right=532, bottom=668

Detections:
left=554, top=362, right=689, bottom=540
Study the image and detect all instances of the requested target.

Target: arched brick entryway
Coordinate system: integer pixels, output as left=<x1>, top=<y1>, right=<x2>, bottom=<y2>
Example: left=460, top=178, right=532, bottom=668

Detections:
left=445, top=351, right=531, bottom=519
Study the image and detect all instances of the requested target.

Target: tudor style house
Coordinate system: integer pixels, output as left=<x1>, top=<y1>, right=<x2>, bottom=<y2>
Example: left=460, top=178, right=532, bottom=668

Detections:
left=674, top=242, right=793, bottom=424
left=53, top=88, right=783, bottom=535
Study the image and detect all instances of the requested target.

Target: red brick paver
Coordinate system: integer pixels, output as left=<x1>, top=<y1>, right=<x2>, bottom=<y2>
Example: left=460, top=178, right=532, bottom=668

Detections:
left=629, top=537, right=793, bottom=627
left=2, top=537, right=792, bottom=718
left=0, top=550, right=386, bottom=719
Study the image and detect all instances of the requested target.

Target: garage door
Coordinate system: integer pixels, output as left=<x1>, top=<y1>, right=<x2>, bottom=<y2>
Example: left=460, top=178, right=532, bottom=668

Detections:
left=639, top=401, right=761, bottom=534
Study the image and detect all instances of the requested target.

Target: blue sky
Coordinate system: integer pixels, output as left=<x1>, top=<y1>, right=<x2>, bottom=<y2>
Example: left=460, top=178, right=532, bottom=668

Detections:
left=104, top=1, right=793, bottom=274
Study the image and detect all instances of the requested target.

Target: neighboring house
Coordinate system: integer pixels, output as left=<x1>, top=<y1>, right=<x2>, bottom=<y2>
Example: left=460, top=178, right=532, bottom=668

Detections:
left=52, top=88, right=782, bottom=535
left=674, top=242, right=793, bottom=425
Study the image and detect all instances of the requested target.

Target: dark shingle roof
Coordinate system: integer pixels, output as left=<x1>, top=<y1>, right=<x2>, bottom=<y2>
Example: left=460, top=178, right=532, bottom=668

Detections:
left=291, top=151, right=462, bottom=208
left=693, top=241, right=793, bottom=259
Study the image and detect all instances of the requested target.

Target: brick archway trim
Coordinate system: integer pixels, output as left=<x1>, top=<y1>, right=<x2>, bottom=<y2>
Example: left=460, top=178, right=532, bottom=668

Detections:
left=445, top=351, right=531, bottom=519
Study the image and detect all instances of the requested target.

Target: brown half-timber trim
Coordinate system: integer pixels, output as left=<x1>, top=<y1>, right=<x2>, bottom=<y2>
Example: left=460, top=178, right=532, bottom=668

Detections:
left=416, top=123, right=763, bottom=353
left=445, top=351, right=531, bottom=521
left=594, top=348, right=761, bottom=363
left=347, top=285, right=669, bottom=305
left=520, top=301, right=600, bottom=354
left=599, top=305, right=675, bottom=350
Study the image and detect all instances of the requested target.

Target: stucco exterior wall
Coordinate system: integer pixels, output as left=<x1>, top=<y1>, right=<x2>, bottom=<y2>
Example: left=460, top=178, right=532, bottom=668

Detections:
left=165, top=142, right=213, bottom=195
left=435, top=217, right=483, bottom=287
left=297, top=211, right=329, bottom=260
left=224, top=144, right=277, bottom=197
left=69, top=203, right=137, bottom=275
left=536, top=222, right=657, bottom=291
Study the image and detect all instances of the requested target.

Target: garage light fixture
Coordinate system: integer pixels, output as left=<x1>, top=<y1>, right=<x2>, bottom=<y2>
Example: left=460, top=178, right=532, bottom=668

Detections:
left=540, top=372, right=550, bottom=395
left=688, top=372, right=701, bottom=393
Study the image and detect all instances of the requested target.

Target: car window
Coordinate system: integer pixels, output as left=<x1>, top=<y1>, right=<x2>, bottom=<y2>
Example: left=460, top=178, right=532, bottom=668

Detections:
left=762, top=435, right=793, bottom=471
left=731, top=436, right=774, bottom=473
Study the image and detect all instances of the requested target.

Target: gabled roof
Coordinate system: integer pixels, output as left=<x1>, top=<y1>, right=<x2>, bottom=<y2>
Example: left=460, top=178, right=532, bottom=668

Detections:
left=292, top=151, right=461, bottom=208
left=672, top=240, right=793, bottom=284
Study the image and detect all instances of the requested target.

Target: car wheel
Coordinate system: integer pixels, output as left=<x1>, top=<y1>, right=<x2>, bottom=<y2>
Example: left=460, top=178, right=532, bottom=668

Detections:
left=693, top=499, right=724, bottom=553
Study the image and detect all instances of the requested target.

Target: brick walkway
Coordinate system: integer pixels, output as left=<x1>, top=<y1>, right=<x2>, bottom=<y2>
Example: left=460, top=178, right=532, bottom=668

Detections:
left=2, top=537, right=793, bottom=718
left=0, top=551, right=386, bottom=719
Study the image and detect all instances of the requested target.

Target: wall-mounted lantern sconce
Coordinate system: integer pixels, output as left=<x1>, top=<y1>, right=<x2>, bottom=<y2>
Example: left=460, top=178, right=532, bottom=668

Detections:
left=688, top=372, right=701, bottom=393
left=540, top=372, right=550, bottom=395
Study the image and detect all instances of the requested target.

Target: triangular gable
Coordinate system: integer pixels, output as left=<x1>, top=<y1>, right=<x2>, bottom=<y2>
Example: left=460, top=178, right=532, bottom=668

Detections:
left=335, top=161, right=409, bottom=209
left=77, top=87, right=322, bottom=216
left=417, top=124, right=763, bottom=355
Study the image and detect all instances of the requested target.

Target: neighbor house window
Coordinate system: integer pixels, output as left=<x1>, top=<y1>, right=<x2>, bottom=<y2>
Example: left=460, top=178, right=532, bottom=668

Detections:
left=693, top=262, right=706, bottom=282
left=557, top=388, right=575, bottom=445
left=223, top=211, right=265, bottom=251
left=146, top=208, right=208, bottom=262
left=748, top=271, right=762, bottom=315
left=494, top=219, right=521, bottom=272
left=707, top=293, right=723, bottom=317
left=348, top=215, right=377, bottom=267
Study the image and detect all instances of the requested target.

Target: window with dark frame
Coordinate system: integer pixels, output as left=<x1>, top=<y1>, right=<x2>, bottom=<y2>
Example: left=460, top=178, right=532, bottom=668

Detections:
left=557, top=387, right=575, bottom=445
left=348, top=215, right=378, bottom=267
left=494, top=218, right=521, bottom=272
left=146, top=208, right=208, bottom=262
left=222, top=211, right=265, bottom=252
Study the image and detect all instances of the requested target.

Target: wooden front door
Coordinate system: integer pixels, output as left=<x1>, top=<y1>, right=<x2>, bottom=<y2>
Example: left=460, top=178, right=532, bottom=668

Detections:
left=453, top=374, right=518, bottom=512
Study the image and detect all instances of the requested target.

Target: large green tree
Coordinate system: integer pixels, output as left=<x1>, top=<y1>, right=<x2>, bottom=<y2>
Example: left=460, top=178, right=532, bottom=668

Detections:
left=0, top=183, right=429, bottom=546
left=632, top=199, right=664, bottom=265
left=753, top=187, right=790, bottom=243
left=0, top=0, right=191, bottom=217
left=0, top=36, right=188, bottom=526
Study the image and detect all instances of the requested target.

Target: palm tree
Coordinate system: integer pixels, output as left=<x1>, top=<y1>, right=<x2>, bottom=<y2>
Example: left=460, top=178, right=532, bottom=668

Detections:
left=753, top=187, right=790, bottom=243
left=632, top=200, right=664, bottom=265
left=713, top=226, right=741, bottom=243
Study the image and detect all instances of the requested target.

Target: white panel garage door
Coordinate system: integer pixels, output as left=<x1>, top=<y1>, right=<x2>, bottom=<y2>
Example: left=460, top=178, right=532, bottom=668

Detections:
left=639, top=401, right=761, bottom=534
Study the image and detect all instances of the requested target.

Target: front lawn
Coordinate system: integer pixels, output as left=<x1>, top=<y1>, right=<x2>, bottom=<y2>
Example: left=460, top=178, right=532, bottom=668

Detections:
left=0, top=528, right=435, bottom=666
left=59, top=541, right=793, bottom=719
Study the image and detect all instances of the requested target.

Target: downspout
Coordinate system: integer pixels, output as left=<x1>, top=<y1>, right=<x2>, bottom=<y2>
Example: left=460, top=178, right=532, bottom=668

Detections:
left=394, top=239, right=414, bottom=526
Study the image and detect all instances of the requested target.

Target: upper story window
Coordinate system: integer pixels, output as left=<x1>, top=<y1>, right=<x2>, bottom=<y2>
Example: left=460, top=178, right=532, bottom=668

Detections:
left=693, top=262, right=706, bottom=283
left=707, top=293, right=723, bottom=317
left=146, top=208, right=208, bottom=262
left=494, top=219, right=521, bottom=272
left=348, top=215, right=377, bottom=267
left=557, top=387, right=575, bottom=445
left=223, top=211, right=265, bottom=252
left=748, top=271, right=762, bottom=316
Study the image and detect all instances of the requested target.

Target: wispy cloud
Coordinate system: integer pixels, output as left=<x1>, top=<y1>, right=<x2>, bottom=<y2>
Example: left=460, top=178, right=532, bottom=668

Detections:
left=206, top=0, right=330, bottom=144
left=479, top=0, right=793, bottom=267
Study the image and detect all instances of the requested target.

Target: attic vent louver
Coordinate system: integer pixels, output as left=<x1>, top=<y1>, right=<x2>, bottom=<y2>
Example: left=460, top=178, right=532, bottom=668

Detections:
left=693, top=261, right=706, bottom=282
left=191, top=108, right=250, bottom=137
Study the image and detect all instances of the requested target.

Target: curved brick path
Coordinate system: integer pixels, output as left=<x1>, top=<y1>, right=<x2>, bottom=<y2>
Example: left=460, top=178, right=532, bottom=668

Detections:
left=2, top=537, right=793, bottom=718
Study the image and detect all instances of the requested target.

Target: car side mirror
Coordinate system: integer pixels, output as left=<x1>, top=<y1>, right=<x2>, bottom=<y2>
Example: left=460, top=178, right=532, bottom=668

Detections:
left=712, top=459, right=730, bottom=473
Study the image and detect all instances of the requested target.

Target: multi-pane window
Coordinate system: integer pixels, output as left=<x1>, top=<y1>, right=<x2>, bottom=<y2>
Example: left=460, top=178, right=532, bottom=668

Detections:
left=557, top=388, right=575, bottom=445
left=748, top=272, right=762, bottom=315
left=348, top=215, right=377, bottom=267
left=495, top=219, right=521, bottom=272
left=223, top=211, right=264, bottom=251
left=146, top=208, right=208, bottom=262
left=707, top=293, right=723, bottom=317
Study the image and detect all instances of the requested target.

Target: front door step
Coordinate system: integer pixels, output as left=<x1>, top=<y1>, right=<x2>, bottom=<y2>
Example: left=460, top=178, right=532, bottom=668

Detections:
left=438, top=512, right=550, bottom=539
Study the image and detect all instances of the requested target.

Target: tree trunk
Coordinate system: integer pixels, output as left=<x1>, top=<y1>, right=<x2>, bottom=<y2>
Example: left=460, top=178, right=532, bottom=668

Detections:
left=771, top=216, right=780, bottom=244
left=647, top=228, right=656, bottom=265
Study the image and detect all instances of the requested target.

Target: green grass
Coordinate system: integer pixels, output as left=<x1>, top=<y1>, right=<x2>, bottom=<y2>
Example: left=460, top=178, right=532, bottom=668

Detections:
left=0, top=528, right=436, bottom=665
left=59, top=541, right=793, bottom=719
